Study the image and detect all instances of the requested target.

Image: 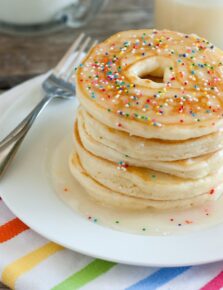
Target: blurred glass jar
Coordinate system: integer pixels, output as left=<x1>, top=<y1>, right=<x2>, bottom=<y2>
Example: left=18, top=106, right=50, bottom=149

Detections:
left=0, top=0, right=106, bottom=35
left=155, top=0, right=223, bottom=48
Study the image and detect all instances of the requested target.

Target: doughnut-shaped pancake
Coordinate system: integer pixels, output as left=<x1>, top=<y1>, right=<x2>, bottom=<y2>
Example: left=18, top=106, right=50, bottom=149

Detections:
left=76, top=30, right=223, bottom=140
left=77, top=109, right=223, bottom=179
left=69, top=152, right=223, bottom=210
left=72, top=123, right=223, bottom=204
left=78, top=107, right=223, bottom=161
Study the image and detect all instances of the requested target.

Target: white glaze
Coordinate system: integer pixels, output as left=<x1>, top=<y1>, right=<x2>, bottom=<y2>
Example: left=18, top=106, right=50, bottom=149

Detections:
left=50, top=137, right=223, bottom=236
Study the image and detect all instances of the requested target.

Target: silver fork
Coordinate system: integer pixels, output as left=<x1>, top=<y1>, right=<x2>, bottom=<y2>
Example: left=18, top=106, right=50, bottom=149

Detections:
left=0, top=33, right=96, bottom=178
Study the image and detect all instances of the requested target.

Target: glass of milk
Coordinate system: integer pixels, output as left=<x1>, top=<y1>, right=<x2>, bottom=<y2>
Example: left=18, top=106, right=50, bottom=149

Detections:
left=155, top=0, right=223, bottom=49
left=0, top=0, right=106, bottom=35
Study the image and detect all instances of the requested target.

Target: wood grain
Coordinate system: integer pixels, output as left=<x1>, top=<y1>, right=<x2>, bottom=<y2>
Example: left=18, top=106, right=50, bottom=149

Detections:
left=0, top=1, right=153, bottom=288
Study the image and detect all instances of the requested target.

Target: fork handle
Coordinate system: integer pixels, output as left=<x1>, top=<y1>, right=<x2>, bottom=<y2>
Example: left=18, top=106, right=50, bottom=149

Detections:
left=0, top=95, right=52, bottom=178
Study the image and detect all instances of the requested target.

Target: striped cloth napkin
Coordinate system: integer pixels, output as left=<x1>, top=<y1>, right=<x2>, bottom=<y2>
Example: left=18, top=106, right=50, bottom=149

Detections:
left=1, top=75, right=223, bottom=290
left=0, top=199, right=223, bottom=290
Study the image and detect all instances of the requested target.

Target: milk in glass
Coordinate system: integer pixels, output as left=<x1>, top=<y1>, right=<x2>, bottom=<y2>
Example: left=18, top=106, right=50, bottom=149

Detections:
left=0, top=0, right=77, bottom=25
left=155, top=0, right=223, bottom=48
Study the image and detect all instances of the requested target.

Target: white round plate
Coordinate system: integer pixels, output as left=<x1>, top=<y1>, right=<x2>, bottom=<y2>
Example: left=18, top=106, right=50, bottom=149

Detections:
left=0, top=75, right=223, bottom=267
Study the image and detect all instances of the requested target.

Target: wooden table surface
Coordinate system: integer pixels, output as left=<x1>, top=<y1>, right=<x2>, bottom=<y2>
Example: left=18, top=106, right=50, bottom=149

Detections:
left=0, top=0, right=153, bottom=288
left=0, top=0, right=153, bottom=89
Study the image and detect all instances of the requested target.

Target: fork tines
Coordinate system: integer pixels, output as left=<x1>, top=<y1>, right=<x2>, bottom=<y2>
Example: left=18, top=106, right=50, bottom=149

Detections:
left=54, top=33, right=98, bottom=83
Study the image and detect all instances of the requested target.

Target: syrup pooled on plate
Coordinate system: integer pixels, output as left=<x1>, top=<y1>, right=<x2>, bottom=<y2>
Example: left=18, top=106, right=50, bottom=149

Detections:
left=50, top=137, right=223, bottom=236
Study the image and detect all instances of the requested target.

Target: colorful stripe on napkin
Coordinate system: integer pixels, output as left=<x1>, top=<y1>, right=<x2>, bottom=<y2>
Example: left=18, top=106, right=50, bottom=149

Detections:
left=0, top=200, right=223, bottom=290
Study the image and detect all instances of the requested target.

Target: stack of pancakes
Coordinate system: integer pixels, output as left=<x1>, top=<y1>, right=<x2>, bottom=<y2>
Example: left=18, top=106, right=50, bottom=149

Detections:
left=70, top=29, right=223, bottom=210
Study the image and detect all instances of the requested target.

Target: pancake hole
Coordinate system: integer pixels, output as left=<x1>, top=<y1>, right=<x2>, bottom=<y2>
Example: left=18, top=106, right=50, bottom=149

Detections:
left=138, top=67, right=165, bottom=84
left=140, top=74, right=164, bottom=83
